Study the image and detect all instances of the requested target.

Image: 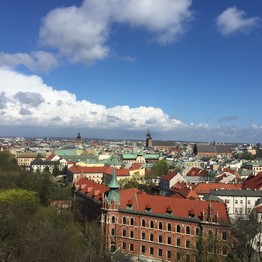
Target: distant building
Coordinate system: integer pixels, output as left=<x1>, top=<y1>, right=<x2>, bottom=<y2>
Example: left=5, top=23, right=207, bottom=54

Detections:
left=145, top=130, right=152, bottom=148
left=16, top=152, right=46, bottom=170
left=193, top=143, right=232, bottom=158
left=75, top=131, right=82, bottom=147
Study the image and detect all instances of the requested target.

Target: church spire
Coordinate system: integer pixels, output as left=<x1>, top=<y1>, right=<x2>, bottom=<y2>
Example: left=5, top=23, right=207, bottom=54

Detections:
left=107, top=166, right=120, bottom=204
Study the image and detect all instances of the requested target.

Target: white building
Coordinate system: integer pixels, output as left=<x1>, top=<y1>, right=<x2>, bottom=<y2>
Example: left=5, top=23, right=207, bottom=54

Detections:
left=211, top=189, right=262, bottom=221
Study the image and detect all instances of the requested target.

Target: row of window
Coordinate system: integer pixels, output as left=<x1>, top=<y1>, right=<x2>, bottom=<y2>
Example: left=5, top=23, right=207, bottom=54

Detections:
left=112, top=216, right=199, bottom=235
left=122, top=243, right=195, bottom=261
left=117, top=229, right=191, bottom=247
left=116, top=227, right=227, bottom=241
left=122, top=242, right=227, bottom=257
left=225, top=199, right=251, bottom=205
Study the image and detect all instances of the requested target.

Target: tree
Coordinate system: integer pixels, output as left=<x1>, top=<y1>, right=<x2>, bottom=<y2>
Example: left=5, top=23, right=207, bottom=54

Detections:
left=226, top=217, right=262, bottom=262
left=0, top=189, right=39, bottom=261
left=146, top=160, right=169, bottom=182
left=21, top=171, right=55, bottom=205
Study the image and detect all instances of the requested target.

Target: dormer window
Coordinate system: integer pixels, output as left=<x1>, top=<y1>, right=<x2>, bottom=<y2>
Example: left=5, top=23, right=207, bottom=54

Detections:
left=145, top=203, right=152, bottom=212
left=166, top=206, right=173, bottom=215
left=127, top=199, right=133, bottom=210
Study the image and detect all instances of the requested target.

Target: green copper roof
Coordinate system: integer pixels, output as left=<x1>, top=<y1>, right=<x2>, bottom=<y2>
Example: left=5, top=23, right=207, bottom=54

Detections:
left=108, top=167, right=120, bottom=189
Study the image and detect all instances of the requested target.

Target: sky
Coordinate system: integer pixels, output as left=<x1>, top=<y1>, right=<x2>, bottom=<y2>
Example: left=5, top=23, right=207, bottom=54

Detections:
left=0, top=0, right=262, bottom=143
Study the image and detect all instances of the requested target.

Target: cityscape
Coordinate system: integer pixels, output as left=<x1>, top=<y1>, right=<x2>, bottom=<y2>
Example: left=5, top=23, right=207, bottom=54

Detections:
left=1, top=131, right=262, bottom=261
left=1, top=0, right=262, bottom=262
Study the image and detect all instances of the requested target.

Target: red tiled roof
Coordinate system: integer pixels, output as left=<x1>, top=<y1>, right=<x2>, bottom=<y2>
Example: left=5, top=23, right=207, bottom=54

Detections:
left=171, top=181, right=193, bottom=192
left=193, top=183, right=242, bottom=195
left=242, top=172, right=262, bottom=190
left=104, top=166, right=129, bottom=176
left=162, top=171, right=177, bottom=181
left=119, top=189, right=230, bottom=225
left=75, top=178, right=109, bottom=201
left=129, top=163, right=143, bottom=170
left=173, top=187, right=200, bottom=200
left=46, top=153, right=56, bottom=161
left=187, top=167, right=208, bottom=177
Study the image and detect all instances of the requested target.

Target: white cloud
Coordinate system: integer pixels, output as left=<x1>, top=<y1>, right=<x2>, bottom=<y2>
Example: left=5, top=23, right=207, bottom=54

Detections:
left=0, top=0, right=193, bottom=71
left=0, top=67, right=184, bottom=131
left=0, top=51, right=58, bottom=72
left=216, top=7, right=261, bottom=35
left=1, top=67, right=260, bottom=143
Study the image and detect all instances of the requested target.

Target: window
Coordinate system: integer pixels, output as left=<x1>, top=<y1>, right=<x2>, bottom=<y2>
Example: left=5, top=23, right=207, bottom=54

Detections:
left=240, top=200, right=243, bottom=204
left=159, top=235, right=162, bottom=243
left=111, top=216, right=115, bottom=223
left=196, top=227, right=200, bottom=236
left=141, top=232, right=145, bottom=240
left=186, top=239, right=190, bottom=248
left=130, top=230, right=134, bottom=238
left=150, top=247, right=154, bottom=255
left=111, top=228, right=115, bottom=236
left=130, top=243, right=134, bottom=251
left=167, top=236, right=171, bottom=244
left=122, top=216, right=126, bottom=224
left=248, top=200, right=251, bottom=204
left=130, top=217, right=134, bottom=225
left=141, top=245, right=146, bottom=253
left=150, top=233, right=154, bottom=241
left=158, top=249, right=162, bottom=257
left=142, top=219, right=146, bottom=227
left=159, top=221, right=163, bottom=230
left=122, top=229, right=126, bottom=237
left=150, top=220, right=154, bottom=228
left=177, top=225, right=181, bottom=233
left=186, top=254, right=190, bottom=262
left=222, top=231, right=227, bottom=240
left=239, top=208, right=243, bottom=214
left=167, top=250, right=171, bottom=259
left=186, top=226, right=190, bottom=234
left=167, top=223, right=172, bottom=231
left=235, top=200, right=238, bottom=204
left=122, top=242, right=126, bottom=250
left=177, top=252, right=181, bottom=261
left=176, top=238, right=181, bottom=246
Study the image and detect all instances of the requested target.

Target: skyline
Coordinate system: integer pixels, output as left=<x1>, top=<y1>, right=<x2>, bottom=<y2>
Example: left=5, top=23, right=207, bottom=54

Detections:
left=0, top=0, right=262, bottom=143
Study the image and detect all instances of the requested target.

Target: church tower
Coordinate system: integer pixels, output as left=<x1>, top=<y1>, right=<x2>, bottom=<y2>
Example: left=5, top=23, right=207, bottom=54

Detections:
left=146, top=129, right=152, bottom=148
left=75, top=131, right=82, bottom=148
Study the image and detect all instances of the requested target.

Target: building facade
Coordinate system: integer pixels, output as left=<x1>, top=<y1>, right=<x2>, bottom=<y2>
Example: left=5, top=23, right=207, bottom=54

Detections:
left=102, top=173, right=231, bottom=262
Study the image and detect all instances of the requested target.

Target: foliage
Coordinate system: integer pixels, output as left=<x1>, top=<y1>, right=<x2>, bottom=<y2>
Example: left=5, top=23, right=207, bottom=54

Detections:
left=0, top=189, right=39, bottom=261
left=21, top=171, right=55, bottom=206
left=226, top=217, right=262, bottom=262
left=0, top=151, right=21, bottom=172
left=146, top=159, right=169, bottom=181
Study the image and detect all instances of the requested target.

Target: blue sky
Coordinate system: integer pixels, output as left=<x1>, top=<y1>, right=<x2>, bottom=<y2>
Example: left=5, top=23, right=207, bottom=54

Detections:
left=0, top=0, right=262, bottom=143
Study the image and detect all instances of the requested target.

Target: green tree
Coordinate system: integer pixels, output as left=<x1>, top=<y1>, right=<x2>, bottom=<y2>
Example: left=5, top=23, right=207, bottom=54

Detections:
left=146, top=160, right=169, bottom=181
left=21, top=171, right=55, bottom=205
left=0, top=189, right=39, bottom=261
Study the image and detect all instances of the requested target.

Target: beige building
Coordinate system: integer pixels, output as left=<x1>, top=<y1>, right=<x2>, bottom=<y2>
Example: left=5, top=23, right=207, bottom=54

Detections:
left=15, top=152, right=46, bottom=169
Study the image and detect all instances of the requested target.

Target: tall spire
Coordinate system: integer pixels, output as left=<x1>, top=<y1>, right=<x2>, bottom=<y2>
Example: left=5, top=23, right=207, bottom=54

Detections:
left=108, top=166, right=120, bottom=189
left=107, top=166, right=120, bottom=204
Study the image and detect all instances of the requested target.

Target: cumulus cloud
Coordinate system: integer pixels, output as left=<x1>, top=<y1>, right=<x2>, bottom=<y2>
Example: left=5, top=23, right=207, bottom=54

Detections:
left=216, top=7, right=261, bottom=35
left=1, top=67, right=260, bottom=143
left=0, top=67, right=184, bottom=132
left=0, top=0, right=193, bottom=71
left=0, top=51, right=58, bottom=72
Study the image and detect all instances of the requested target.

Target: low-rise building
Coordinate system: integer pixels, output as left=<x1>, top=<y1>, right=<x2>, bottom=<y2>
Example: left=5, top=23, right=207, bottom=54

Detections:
left=210, top=189, right=262, bottom=221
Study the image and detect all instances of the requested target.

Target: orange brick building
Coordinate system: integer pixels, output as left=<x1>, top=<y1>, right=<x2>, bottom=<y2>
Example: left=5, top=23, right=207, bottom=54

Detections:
left=101, top=170, right=231, bottom=262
